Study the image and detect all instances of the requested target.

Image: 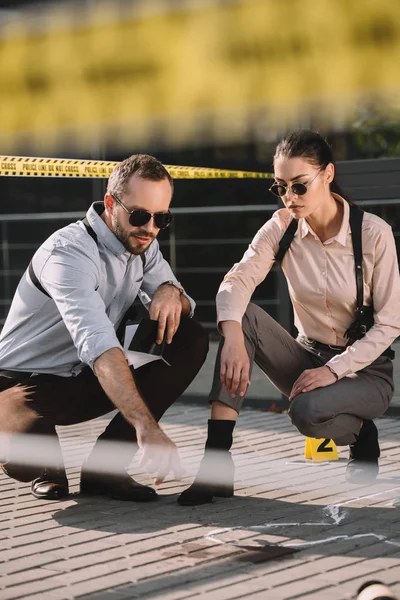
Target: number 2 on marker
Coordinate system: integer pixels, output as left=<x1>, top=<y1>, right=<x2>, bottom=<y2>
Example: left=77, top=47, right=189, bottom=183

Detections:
left=317, top=438, right=333, bottom=453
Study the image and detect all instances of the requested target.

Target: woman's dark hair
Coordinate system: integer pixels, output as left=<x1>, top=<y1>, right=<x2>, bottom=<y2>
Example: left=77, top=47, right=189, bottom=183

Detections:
left=273, top=130, right=351, bottom=202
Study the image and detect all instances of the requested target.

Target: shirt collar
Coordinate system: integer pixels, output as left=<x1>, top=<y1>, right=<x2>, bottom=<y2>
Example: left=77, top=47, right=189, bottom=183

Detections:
left=85, top=202, right=128, bottom=257
left=299, top=194, right=349, bottom=246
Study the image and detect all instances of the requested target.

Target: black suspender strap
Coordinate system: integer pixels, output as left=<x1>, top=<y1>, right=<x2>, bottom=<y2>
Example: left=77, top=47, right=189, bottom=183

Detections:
left=275, top=218, right=298, bottom=265
left=28, top=261, right=51, bottom=298
left=348, top=205, right=364, bottom=312
left=28, top=217, right=99, bottom=297
left=345, top=205, right=387, bottom=351
left=274, top=208, right=365, bottom=306
left=273, top=204, right=393, bottom=357
left=28, top=216, right=146, bottom=311
left=81, top=216, right=98, bottom=245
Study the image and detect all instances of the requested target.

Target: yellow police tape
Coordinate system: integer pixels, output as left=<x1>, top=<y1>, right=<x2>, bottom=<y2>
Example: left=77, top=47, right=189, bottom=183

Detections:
left=0, top=156, right=273, bottom=180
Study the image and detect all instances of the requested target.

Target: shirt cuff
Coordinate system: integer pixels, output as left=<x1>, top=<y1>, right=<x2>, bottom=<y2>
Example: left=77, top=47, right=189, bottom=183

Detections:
left=216, top=311, right=244, bottom=334
left=183, top=293, right=195, bottom=318
left=325, top=356, right=352, bottom=380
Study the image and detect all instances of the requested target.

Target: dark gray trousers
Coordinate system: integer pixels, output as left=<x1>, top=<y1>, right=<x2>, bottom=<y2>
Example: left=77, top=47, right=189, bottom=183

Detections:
left=209, top=303, right=394, bottom=445
left=0, top=318, right=209, bottom=481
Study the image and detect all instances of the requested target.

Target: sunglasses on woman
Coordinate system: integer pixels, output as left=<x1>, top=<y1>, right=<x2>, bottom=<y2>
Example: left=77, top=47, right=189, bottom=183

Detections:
left=112, top=193, right=173, bottom=230
left=269, top=169, right=322, bottom=198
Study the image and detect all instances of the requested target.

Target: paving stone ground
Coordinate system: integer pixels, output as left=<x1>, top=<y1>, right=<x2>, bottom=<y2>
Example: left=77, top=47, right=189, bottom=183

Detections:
left=0, top=404, right=399, bottom=600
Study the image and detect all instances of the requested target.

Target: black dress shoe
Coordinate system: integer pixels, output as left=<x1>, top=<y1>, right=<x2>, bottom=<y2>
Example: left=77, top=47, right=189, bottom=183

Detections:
left=80, top=468, right=158, bottom=502
left=346, top=419, right=380, bottom=485
left=178, top=451, right=234, bottom=506
left=31, top=469, right=69, bottom=500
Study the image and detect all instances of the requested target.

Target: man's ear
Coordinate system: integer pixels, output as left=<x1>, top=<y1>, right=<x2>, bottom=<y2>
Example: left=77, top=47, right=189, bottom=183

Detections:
left=104, top=193, right=114, bottom=211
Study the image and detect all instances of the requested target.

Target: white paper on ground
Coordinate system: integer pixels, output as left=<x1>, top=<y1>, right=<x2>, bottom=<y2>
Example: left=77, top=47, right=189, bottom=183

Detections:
left=123, top=323, right=165, bottom=369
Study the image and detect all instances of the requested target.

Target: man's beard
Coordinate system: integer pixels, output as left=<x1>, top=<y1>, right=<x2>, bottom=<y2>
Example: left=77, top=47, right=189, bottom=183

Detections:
left=112, top=218, right=155, bottom=255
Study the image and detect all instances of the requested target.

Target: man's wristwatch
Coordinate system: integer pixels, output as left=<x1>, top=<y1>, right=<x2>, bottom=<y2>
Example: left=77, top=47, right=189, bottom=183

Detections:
left=160, top=280, right=184, bottom=295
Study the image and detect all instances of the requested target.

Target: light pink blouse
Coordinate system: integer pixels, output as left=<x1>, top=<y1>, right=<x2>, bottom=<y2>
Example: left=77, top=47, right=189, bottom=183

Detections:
left=216, top=195, right=400, bottom=379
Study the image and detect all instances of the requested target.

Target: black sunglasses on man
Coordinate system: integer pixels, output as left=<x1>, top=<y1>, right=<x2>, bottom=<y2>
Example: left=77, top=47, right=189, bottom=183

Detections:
left=112, top=193, right=173, bottom=230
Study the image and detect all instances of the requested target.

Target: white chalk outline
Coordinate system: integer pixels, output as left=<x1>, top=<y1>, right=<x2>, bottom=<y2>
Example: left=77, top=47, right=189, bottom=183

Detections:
left=205, top=487, right=400, bottom=550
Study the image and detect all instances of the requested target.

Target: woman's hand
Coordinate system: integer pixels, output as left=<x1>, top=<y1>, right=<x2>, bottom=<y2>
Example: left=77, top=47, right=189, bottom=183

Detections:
left=220, top=339, right=250, bottom=398
left=289, top=366, right=338, bottom=402
left=219, top=321, right=251, bottom=398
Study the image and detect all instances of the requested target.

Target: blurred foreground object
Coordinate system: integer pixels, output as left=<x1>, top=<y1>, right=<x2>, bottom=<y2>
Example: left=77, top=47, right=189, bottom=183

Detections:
left=0, top=0, right=399, bottom=153
left=357, top=581, right=398, bottom=600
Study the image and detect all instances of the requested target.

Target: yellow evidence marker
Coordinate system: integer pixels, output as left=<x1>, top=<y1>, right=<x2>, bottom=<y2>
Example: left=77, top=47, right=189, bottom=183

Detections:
left=304, top=437, right=339, bottom=461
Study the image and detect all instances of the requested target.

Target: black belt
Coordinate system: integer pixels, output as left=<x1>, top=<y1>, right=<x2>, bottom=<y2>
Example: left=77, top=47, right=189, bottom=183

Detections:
left=298, top=336, right=345, bottom=352
left=0, top=370, right=34, bottom=380
left=297, top=336, right=395, bottom=360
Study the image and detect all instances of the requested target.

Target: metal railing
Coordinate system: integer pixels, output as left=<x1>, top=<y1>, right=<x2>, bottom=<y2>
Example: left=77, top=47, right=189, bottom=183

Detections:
left=1, top=200, right=400, bottom=329
left=0, top=203, right=279, bottom=328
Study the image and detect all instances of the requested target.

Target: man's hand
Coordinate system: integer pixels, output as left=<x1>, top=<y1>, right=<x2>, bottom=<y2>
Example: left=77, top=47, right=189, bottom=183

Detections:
left=289, top=366, right=338, bottom=402
left=149, top=284, right=182, bottom=344
left=136, top=422, right=184, bottom=485
left=95, top=348, right=183, bottom=484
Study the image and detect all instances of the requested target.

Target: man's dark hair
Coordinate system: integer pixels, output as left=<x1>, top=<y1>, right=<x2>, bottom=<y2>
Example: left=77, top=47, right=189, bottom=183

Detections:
left=107, top=154, right=174, bottom=196
left=274, top=130, right=350, bottom=201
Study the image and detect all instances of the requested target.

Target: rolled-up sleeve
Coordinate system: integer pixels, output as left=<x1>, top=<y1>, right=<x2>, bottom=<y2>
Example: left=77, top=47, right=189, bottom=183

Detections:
left=37, top=241, right=122, bottom=369
left=217, top=211, right=285, bottom=329
left=141, top=240, right=196, bottom=316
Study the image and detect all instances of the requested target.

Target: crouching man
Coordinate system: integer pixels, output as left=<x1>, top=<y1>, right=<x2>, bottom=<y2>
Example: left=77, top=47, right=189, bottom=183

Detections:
left=0, top=154, right=208, bottom=501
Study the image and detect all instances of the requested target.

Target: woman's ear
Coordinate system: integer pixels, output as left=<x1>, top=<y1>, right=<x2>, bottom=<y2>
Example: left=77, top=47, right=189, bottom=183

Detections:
left=325, top=162, right=335, bottom=185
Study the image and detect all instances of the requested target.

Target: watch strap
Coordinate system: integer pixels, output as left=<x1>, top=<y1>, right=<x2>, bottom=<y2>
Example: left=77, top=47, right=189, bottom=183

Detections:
left=160, top=280, right=184, bottom=295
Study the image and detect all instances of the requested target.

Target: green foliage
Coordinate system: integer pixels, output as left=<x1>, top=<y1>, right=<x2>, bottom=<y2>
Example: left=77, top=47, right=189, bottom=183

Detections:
left=350, top=107, right=400, bottom=158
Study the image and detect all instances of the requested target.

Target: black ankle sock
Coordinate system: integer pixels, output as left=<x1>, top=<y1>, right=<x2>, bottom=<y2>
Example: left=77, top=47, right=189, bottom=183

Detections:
left=205, top=419, right=236, bottom=451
